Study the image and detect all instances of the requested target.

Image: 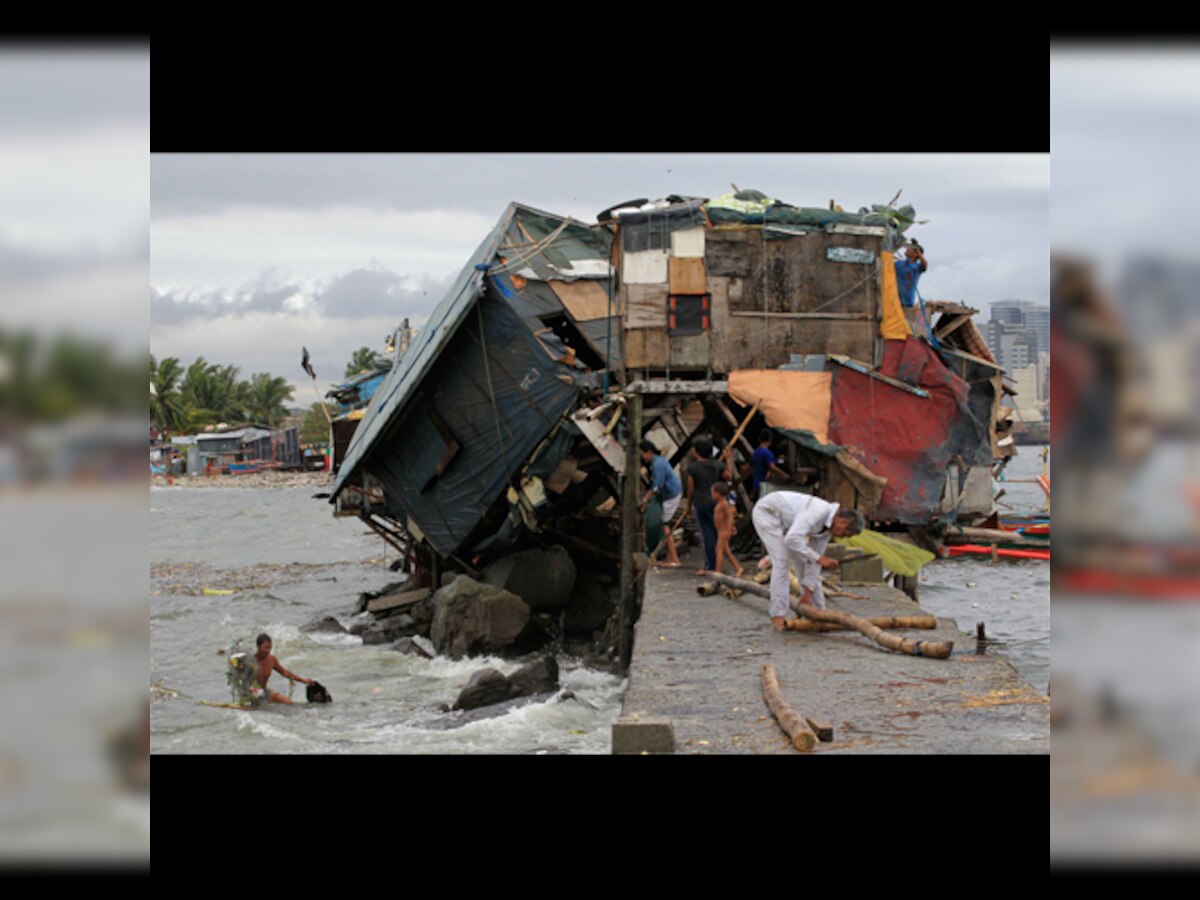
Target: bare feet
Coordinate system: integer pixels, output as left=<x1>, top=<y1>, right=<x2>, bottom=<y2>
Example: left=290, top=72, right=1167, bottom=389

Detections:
left=771, top=616, right=785, bottom=631
left=734, top=566, right=745, bottom=577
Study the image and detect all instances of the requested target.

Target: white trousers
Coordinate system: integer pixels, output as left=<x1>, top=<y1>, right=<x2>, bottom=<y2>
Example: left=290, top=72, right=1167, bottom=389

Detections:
left=753, top=505, right=826, bottom=618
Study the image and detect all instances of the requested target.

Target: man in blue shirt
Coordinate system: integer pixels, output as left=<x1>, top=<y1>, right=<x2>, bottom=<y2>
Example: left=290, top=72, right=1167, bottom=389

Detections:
left=750, top=429, right=789, bottom=500
left=894, top=241, right=928, bottom=309
left=640, top=439, right=683, bottom=568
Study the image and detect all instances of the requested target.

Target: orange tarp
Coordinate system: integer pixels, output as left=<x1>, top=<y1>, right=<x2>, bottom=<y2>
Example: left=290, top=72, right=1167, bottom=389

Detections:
left=879, top=254, right=912, bottom=340
left=728, top=370, right=832, bottom=445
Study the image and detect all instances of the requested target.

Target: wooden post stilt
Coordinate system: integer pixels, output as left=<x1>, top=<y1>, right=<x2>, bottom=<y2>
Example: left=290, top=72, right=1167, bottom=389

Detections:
left=618, top=393, right=643, bottom=671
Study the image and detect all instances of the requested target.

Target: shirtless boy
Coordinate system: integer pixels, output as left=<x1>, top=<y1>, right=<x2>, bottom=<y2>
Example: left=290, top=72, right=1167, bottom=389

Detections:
left=711, top=482, right=744, bottom=577
left=253, top=633, right=314, bottom=705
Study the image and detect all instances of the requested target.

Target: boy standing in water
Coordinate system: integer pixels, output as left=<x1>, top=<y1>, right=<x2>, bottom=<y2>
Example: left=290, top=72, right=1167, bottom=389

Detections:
left=711, top=482, right=744, bottom=576
left=254, top=633, right=315, bottom=705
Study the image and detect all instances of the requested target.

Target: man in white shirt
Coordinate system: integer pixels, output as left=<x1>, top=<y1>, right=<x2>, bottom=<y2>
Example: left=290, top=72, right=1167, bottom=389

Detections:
left=751, top=491, right=865, bottom=630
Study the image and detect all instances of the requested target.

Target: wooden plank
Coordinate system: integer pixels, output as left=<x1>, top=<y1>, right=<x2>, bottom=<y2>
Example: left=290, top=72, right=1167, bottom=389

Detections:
left=625, top=380, right=729, bottom=394
left=625, top=284, right=668, bottom=329
left=572, top=408, right=627, bottom=474
left=826, top=355, right=931, bottom=398
left=934, top=313, right=972, bottom=340
left=804, top=715, right=834, bottom=742
left=367, top=588, right=429, bottom=615
left=828, top=223, right=887, bottom=236
left=548, top=279, right=612, bottom=322
left=623, top=328, right=668, bottom=370
left=668, top=257, right=707, bottom=295
left=728, top=311, right=871, bottom=320
left=668, top=332, right=709, bottom=367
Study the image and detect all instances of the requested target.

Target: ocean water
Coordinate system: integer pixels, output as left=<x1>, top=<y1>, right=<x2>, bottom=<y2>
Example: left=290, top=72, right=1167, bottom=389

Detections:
left=151, top=449, right=1051, bottom=754
left=150, top=487, right=626, bottom=754
left=914, top=447, right=1050, bottom=695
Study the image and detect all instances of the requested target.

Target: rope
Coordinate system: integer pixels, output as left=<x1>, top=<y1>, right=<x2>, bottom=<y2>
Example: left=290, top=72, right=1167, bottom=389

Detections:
left=488, top=219, right=574, bottom=275
left=476, top=304, right=507, bottom=457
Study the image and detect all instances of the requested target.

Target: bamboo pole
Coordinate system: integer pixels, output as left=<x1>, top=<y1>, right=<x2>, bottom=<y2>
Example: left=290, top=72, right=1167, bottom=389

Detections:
left=761, top=663, right=817, bottom=751
left=706, top=572, right=954, bottom=659
left=719, top=398, right=762, bottom=464
left=784, top=614, right=938, bottom=632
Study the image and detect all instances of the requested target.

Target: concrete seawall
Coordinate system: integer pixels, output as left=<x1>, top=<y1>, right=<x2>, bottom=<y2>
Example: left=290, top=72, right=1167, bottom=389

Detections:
left=615, top=559, right=1048, bottom=754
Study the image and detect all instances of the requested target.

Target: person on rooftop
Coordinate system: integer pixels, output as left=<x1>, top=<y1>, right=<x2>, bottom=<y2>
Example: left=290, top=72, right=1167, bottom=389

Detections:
left=894, top=240, right=928, bottom=309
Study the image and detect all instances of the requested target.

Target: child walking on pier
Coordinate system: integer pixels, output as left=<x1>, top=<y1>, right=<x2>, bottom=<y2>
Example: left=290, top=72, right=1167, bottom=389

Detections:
left=711, top=482, right=744, bottom=577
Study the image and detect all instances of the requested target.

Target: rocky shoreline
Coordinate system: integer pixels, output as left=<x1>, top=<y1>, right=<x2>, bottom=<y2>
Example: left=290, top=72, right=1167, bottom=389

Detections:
left=151, top=470, right=333, bottom=490
left=293, top=545, right=627, bottom=719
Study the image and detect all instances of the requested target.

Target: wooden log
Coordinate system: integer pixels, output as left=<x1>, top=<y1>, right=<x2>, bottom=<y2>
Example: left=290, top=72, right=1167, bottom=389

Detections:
left=696, top=580, right=721, bottom=596
left=804, top=716, right=834, bottom=742
left=707, top=572, right=954, bottom=659
left=761, top=663, right=817, bottom=752
left=784, top=614, right=937, bottom=632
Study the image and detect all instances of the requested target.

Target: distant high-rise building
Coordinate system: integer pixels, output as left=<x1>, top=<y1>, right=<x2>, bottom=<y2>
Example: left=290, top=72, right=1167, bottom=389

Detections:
left=1024, top=307, right=1050, bottom=359
left=986, top=300, right=1049, bottom=368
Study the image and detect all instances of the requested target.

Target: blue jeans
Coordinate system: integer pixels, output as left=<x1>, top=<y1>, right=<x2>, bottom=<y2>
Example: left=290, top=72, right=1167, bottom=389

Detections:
left=694, top=503, right=717, bottom=571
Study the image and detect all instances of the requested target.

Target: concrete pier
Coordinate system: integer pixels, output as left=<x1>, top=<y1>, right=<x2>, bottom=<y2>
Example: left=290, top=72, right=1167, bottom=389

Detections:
left=615, top=556, right=1048, bottom=754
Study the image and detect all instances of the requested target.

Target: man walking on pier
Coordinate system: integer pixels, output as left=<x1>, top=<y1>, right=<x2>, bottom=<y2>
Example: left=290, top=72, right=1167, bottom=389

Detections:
left=751, top=492, right=864, bottom=631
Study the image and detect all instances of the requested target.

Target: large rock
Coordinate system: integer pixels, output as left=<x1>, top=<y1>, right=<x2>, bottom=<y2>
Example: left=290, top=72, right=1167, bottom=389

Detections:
left=429, top=576, right=531, bottom=660
left=361, top=613, right=419, bottom=645
left=563, top=572, right=615, bottom=635
left=390, top=637, right=434, bottom=659
left=482, top=546, right=577, bottom=610
left=300, top=615, right=347, bottom=635
left=437, top=691, right=561, bottom=727
left=508, top=655, right=559, bottom=696
left=452, top=668, right=513, bottom=711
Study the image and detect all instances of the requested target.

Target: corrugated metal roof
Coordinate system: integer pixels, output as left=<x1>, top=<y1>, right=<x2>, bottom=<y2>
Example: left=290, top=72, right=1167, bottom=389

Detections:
left=330, top=206, right=515, bottom=498
left=330, top=202, right=611, bottom=500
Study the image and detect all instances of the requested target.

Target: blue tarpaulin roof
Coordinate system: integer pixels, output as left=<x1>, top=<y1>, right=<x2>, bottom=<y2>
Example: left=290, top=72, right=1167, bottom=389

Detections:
left=330, top=203, right=614, bottom=555
left=331, top=207, right=516, bottom=499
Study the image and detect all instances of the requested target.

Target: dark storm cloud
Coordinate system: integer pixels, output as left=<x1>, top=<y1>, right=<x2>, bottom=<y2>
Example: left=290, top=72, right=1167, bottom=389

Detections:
left=315, top=267, right=450, bottom=321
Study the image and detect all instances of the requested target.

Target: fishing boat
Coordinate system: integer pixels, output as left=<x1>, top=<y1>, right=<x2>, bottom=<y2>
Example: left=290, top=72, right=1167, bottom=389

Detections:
left=228, top=462, right=262, bottom=474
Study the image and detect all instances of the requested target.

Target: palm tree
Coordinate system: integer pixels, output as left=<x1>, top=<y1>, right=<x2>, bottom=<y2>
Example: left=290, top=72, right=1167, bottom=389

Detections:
left=345, top=347, right=380, bottom=377
left=182, top=357, right=249, bottom=425
left=247, top=373, right=295, bottom=427
left=150, top=354, right=185, bottom=435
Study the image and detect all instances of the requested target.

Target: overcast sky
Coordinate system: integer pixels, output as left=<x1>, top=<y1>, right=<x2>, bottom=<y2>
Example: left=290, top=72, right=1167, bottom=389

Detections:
left=0, top=51, right=147, bottom=355
left=151, top=153, right=1048, bottom=400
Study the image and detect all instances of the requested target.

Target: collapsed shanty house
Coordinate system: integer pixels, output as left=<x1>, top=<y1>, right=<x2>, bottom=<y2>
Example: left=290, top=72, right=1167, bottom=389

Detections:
left=329, top=191, right=1006, bottom=660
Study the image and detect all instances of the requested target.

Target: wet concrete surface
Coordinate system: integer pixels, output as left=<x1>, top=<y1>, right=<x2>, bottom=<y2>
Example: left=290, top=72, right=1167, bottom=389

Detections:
left=619, top=553, right=1049, bottom=754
